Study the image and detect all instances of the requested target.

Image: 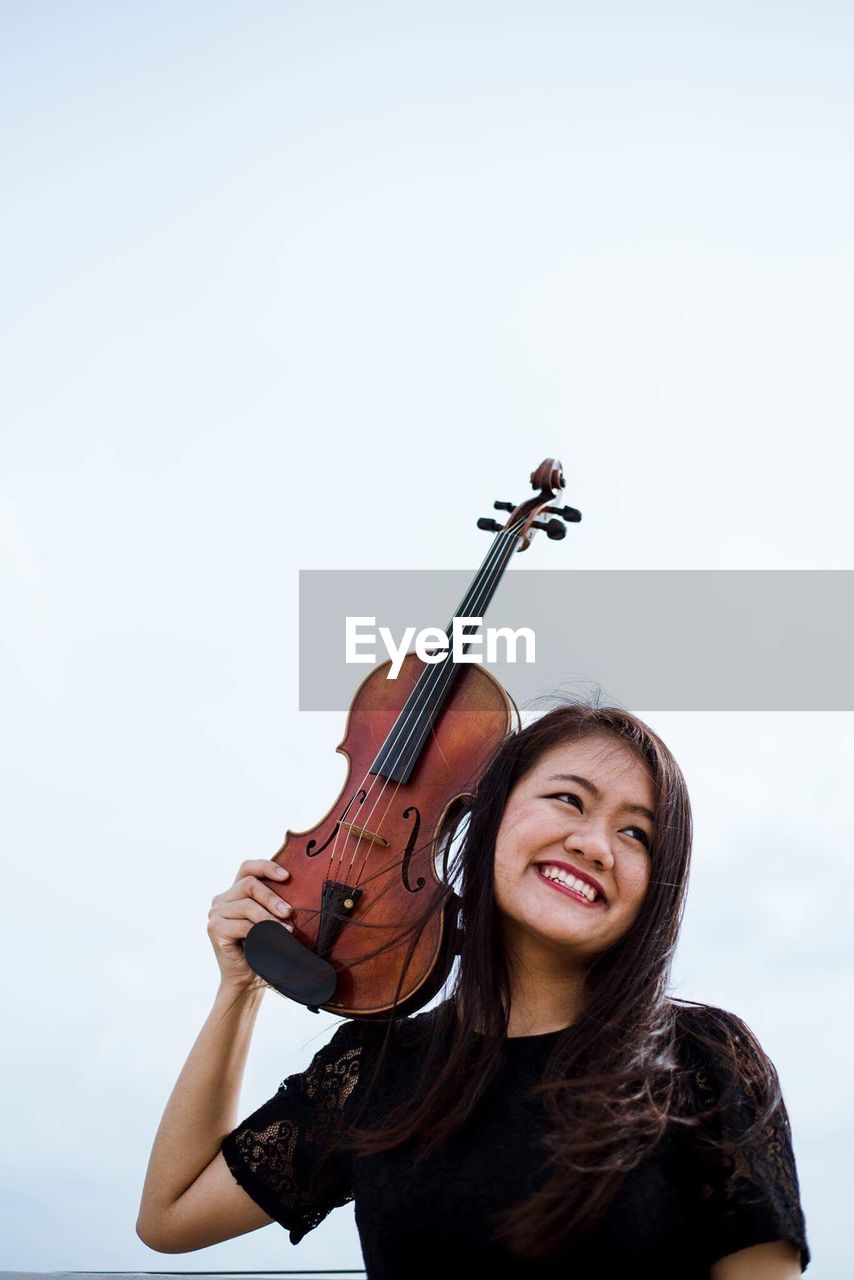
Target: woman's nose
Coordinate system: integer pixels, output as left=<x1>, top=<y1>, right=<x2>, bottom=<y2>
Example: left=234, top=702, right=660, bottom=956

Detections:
left=563, top=825, right=614, bottom=870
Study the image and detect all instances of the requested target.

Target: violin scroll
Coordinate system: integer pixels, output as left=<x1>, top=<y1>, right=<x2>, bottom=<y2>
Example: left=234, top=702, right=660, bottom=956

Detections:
left=477, top=456, right=582, bottom=553
left=530, top=458, right=565, bottom=491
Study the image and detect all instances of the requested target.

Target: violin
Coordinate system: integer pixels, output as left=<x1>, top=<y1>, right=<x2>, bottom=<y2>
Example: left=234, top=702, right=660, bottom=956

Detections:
left=245, top=459, right=581, bottom=1018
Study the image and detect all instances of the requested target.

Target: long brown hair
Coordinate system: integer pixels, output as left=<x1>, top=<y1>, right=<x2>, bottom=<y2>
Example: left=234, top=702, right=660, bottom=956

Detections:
left=349, top=703, right=779, bottom=1257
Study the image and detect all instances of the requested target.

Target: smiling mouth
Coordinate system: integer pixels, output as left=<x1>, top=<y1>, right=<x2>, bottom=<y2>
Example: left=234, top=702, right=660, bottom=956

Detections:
left=536, top=865, right=606, bottom=908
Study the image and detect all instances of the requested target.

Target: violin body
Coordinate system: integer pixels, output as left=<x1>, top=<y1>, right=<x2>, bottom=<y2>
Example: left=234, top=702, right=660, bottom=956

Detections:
left=267, top=654, right=515, bottom=1017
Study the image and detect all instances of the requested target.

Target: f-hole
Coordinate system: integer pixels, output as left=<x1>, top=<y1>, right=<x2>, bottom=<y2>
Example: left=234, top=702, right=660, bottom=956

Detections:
left=401, top=804, right=424, bottom=893
left=306, top=789, right=367, bottom=856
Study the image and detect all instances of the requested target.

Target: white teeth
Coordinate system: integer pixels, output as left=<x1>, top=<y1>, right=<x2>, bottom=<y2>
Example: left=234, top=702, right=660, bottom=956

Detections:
left=538, top=865, right=600, bottom=902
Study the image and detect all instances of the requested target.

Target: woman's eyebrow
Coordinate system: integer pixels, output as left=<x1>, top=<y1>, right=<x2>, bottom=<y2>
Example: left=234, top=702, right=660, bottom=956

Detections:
left=545, top=773, right=655, bottom=824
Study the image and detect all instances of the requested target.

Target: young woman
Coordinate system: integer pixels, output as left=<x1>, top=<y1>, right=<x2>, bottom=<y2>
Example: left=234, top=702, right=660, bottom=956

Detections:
left=137, top=705, right=810, bottom=1277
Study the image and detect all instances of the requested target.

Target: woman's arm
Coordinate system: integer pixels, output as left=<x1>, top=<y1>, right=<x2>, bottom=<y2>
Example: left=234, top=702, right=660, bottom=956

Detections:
left=136, top=981, right=273, bottom=1251
left=711, top=1240, right=802, bottom=1279
left=136, top=858, right=294, bottom=1252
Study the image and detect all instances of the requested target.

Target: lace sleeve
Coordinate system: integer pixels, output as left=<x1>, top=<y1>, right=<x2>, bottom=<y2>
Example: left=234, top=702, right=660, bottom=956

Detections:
left=680, top=1004, right=810, bottom=1272
left=221, top=1018, right=366, bottom=1243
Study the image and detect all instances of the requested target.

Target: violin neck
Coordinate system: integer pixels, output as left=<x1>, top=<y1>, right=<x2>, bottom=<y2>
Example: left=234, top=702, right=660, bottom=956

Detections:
left=370, top=525, right=520, bottom=784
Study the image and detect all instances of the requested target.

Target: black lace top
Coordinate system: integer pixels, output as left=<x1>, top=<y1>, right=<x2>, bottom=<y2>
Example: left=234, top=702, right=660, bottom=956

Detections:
left=221, top=1001, right=810, bottom=1279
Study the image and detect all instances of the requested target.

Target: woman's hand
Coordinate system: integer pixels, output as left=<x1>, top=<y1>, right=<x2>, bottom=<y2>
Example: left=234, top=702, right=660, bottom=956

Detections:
left=207, top=858, right=293, bottom=992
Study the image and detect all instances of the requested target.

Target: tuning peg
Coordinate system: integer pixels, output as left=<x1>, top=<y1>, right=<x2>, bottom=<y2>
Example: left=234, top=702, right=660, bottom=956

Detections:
left=493, top=501, right=515, bottom=512
left=477, top=517, right=503, bottom=533
left=544, top=505, right=582, bottom=523
left=531, top=518, right=567, bottom=540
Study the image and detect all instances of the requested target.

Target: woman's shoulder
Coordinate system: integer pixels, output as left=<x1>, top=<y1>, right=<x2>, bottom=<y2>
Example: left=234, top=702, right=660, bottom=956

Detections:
left=671, top=998, right=763, bottom=1044
left=668, top=999, right=783, bottom=1127
left=667, top=1002, right=810, bottom=1270
left=670, top=999, right=777, bottom=1068
left=288, top=1001, right=451, bottom=1120
left=310, top=1000, right=451, bottom=1073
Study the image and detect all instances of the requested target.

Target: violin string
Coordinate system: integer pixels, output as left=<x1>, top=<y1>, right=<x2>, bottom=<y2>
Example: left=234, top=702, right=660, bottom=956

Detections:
left=342, top=517, right=526, bottom=892
left=321, top=518, right=517, bottom=884
left=323, top=517, right=523, bottom=886
left=346, top=535, right=522, bottom=894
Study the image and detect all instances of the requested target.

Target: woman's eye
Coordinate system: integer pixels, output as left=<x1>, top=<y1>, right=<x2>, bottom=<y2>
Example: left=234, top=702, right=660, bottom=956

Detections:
left=549, top=795, right=651, bottom=849
left=550, top=792, right=583, bottom=810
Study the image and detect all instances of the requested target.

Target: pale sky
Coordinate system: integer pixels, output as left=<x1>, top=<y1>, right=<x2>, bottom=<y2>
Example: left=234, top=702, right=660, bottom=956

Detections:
left=2, top=3, right=852, bottom=1275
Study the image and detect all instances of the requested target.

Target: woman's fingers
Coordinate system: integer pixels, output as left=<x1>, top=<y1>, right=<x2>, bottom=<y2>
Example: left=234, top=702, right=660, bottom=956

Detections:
left=236, top=858, right=290, bottom=883
left=207, top=860, right=296, bottom=984
left=214, top=872, right=291, bottom=916
left=217, top=895, right=292, bottom=922
left=216, top=912, right=293, bottom=940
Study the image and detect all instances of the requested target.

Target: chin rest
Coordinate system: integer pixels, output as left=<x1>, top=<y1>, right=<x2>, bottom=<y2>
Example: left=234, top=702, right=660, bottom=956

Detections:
left=244, top=920, right=338, bottom=1008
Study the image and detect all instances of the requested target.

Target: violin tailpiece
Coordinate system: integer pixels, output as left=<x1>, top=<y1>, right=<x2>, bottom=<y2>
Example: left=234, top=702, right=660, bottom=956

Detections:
left=317, top=878, right=363, bottom=958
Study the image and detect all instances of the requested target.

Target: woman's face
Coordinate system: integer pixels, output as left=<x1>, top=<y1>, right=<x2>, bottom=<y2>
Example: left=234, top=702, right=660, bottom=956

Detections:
left=493, top=733, right=656, bottom=962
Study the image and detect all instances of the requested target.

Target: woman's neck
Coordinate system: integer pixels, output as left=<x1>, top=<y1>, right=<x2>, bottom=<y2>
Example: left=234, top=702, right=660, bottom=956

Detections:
left=502, top=924, right=589, bottom=1037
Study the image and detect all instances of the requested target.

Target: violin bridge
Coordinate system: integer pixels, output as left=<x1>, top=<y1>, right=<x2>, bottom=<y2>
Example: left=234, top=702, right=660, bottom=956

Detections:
left=339, top=820, right=390, bottom=848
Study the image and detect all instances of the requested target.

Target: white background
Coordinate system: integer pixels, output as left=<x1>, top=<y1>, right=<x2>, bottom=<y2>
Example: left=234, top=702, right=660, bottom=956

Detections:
left=2, top=2, right=852, bottom=1274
